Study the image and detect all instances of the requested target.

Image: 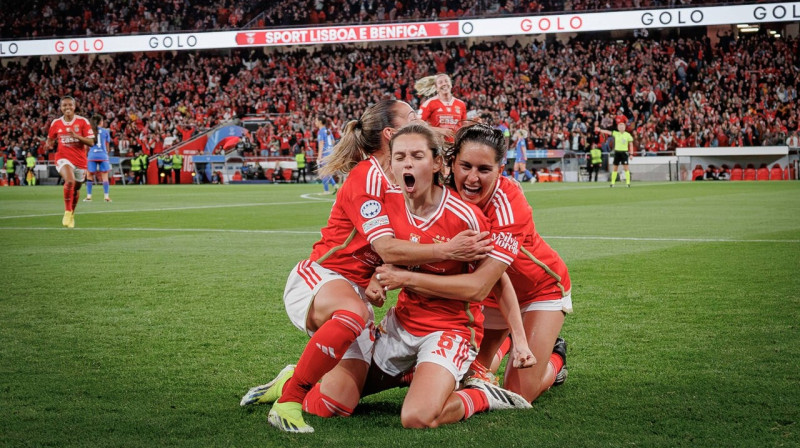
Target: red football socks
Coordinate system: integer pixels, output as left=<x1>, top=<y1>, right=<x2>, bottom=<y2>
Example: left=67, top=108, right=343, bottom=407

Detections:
left=548, top=352, right=564, bottom=387
left=71, top=184, right=81, bottom=212
left=277, top=310, right=365, bottom=404
left=455, top=387, right=489, bottom=419
left=303, top=383, right=354, bottom=418
left=63, top=183, right=74, bottom=212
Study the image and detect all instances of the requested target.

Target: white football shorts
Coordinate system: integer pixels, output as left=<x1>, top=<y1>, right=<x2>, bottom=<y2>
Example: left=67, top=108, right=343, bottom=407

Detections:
left=55, top=159, right=86, bottom=182
left=372, top=307, right=477, bottom=384
left=482, top=291, right=573, bottom=330
left=283, top=259, right=375, bottom=363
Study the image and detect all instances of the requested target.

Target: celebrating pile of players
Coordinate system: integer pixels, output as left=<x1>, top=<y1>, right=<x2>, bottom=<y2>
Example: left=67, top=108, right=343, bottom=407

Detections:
left=241, top=95, right=573, bottom=433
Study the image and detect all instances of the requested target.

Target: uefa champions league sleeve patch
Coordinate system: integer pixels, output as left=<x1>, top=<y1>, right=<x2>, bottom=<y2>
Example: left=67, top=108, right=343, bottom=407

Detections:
left=360, top=200, right=382, bottom=219
left=362, top=216, right=389, bottom=233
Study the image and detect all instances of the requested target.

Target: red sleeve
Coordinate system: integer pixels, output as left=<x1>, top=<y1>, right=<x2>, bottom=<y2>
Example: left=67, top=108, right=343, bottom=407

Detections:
left=484, top=180, right=528, bottom=266
left=81, top=118, right=95, bottom=139
left=342, top=161, right=395, bottom=243
left=47, top=120, right=58, bottom=139
left=420, top=99, right=432, bottom=122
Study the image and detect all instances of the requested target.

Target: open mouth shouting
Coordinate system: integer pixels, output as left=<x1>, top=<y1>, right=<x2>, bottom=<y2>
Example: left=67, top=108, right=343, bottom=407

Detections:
left=403, top=173, right=417, bottom=194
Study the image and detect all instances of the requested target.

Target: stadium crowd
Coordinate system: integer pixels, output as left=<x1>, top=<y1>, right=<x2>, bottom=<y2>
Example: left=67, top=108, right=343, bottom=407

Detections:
left=1, top=32, right=797, bottom=164
left=4, top=0, right=738, bottom=39
left=1, top=0, right=265, bottom=39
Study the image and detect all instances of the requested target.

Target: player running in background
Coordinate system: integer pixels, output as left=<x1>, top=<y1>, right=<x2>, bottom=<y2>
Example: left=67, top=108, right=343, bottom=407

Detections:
left=84, top=114, right=112, bottom=202
left=315, top=116, right=338, bottom=194
left=416, top=73, right=467, bottom=144
left=241, top=100, right=492, bottom=433
left=45, top=96, right=95, bottom=228
left=596, top=122, right=634, bottom=187
left=378, top=124, right=572, bottom=404
left=511, top=129, right=533, bottom=182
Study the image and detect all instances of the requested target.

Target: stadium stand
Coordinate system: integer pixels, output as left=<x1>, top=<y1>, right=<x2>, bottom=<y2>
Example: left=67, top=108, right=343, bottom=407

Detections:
left=2, top=32, right=796, bottom=168
left=3, top=0, right=739, bottom=39
left=1, top=0, right=264, bottom=38
left=1, top=0, right=798, bottom=183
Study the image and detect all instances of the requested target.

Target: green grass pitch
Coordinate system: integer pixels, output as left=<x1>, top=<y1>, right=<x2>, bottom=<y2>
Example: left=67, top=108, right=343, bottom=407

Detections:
left=1, top=181, right=798, bottom=447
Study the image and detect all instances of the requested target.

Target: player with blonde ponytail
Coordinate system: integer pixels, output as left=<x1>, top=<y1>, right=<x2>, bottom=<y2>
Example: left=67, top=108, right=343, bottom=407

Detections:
left=416, top=73, right=467, bottom=144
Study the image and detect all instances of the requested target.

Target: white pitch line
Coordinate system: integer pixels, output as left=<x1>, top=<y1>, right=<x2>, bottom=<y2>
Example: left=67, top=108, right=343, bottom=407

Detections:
left=522, top=182, right=683, bottom=192
left=300, top=192, right=337, bottom=201
left=0, top=226, right=796, bottom=243
left=0, top=199, right=331, bottom=220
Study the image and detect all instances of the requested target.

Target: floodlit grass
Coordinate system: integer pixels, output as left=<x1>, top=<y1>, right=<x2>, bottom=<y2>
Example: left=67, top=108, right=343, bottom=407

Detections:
left=1, top=181, right=799, bottom=447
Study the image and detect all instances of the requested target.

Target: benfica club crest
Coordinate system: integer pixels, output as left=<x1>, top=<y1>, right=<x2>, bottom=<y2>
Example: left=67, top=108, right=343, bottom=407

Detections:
left=410, top=233, right=421, bottom=243
left=73, top=125, right=80, bottom=132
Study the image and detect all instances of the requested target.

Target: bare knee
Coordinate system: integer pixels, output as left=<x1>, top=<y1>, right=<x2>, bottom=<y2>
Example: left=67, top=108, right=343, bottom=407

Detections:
left=400, top=401, right=442, bottom=429
left=400, top=411, right=437, bottom=429
left=346, top=303, right=370, bottom=324
left=330, top=300, right=370, bottom=326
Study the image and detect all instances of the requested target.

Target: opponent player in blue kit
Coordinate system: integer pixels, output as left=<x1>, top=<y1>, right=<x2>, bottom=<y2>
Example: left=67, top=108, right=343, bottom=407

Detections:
left=84, top=114, right=112, bottom=202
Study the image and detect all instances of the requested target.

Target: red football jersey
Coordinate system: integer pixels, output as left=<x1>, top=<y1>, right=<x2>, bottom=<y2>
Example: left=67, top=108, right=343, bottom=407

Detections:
left=48, top=115, right=94, bottom=169
left=380, top=187, right=509, bottom=348
left=420, top=97, right=467, bottom=140
left=481, top=176, right=571, bottom=309
left=309, top=156, right=398, bottom=288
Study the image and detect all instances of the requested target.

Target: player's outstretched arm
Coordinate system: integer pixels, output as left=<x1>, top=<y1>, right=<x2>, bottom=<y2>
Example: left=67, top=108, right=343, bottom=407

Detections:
left=492, top=273, right=535, bottom=369
left=595, top=127, right=612, bottom=136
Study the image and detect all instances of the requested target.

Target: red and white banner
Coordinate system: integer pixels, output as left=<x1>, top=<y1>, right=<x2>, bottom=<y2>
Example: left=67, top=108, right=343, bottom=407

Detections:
left=235, top=22, right=458, bottom=46
left=1, top=3, right=797, bottom=57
